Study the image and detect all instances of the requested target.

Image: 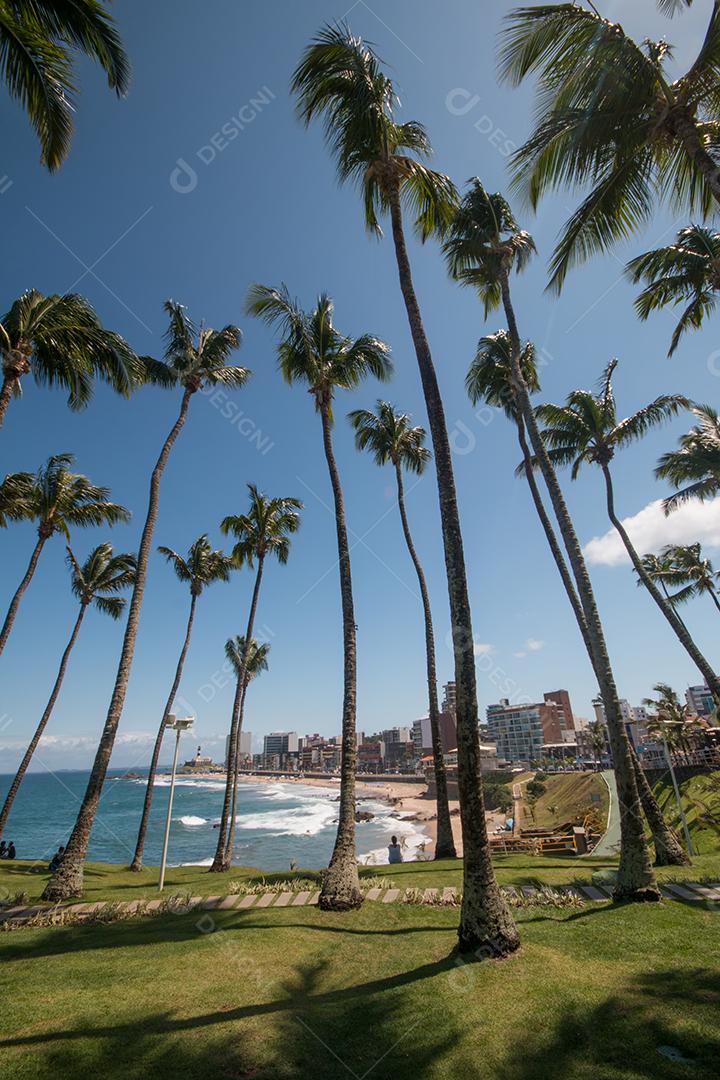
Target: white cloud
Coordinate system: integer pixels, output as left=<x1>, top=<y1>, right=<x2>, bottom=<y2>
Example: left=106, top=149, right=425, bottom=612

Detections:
left=473, top=642, right=494, bottom=656
left=526, top=638, right=545, bottom=652
left=583, top=497, right=720, bottom=567
left=513, top=651, right=527, bottom=659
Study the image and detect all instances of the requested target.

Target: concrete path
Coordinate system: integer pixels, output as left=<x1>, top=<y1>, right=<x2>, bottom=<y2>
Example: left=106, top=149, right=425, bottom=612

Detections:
left=1, top=878, right=717, bottom=927
left=589, top=770, right=621, bottom=858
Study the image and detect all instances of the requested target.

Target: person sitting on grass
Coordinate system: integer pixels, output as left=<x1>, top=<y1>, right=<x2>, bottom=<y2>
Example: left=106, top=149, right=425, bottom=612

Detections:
left=5, top=841, right=16, bottom=860
left=387, top=835, right=403, bottom=864
left=48, top=846, right=65, bottom=872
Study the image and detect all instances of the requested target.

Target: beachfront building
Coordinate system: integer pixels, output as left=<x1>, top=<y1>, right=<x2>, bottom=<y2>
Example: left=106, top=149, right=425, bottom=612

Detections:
left=225, top=730, right=252, bottom=768
left=441, top=681, right=456, bottom=714
left=263, top=731, right=299, bottom=756
left=686, top=684, right=715, bottom=718
left=486, top=691, right=575, bottom=764
left=411, top=712, right=457, bottom=756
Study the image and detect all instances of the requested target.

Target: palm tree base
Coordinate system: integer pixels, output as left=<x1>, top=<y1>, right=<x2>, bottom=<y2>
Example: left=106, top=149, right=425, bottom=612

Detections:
left=434, top=841, right=458, bottom=860
left=611, top=885, right=662, bottom=903
left=318, top=891, right=364, bottom=912
left=319, top=859, right=363, bottom=911
left=457, top=898, right=521, bottom=957
left=654, top=847, right=691, bottom=868
left=129, top=859, right=143, bottom=873
left=41, top=861, right=84, bottom=902
left=208, top=856, right=230, bottom=873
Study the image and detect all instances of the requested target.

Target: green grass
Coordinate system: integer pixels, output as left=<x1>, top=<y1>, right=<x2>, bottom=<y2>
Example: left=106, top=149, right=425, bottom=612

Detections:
left=523, top=772, right=609, bottom=830
left=654, top=772, right=720, bottom=856
left=1, top=871, right=718, bottom=1079
left=2, top=849, right=719, bottom=910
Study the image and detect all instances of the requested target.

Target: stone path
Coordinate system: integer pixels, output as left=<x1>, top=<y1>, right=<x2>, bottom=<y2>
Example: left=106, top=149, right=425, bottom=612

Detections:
left=1, top=880, right=718, bottom=927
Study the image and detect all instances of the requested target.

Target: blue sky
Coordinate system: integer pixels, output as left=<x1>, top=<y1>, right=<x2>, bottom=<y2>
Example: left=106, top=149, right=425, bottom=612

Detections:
left=1, top=0, right=720, bottom=772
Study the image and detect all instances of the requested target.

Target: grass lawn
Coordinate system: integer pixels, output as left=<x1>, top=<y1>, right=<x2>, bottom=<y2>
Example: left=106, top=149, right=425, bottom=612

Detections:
left=522, top=772, right=609, bottom=830
left=1, top=877, right=718, bottom=1080
left=653, top=772, right=720, bottom=856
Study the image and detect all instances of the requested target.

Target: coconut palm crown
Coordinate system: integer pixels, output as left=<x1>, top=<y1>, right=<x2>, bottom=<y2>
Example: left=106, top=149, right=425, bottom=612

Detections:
left=291, top=22, right=458, bottom=238
left=220, top=483, right=303, bottom=569
left=656, top=404, right=720, bottom=511
left=157, top=535, right=234, bottom=597
left=348, top=400, right=430, bottom=473
left=466, top=330, right=540, bottom=420
left=0, top=453, right=130, bottom=539
left=443, top=180, right=536, bottom=313
left=534, top=360, right=690, bottom=478
left=0, top=289, right=141, bottom=425
left=626, top=226, right=720, bottom=356
left=0, top=0, right=130, bottom=170
left=498, top=2, right=720, bottom=289
left=67, top=543, right=136, bottom=618
left=225, top=635, right=271, bottom=685
left=147, top=300, right=249, bottom=394
left=245, top=285, right=392, bottom=415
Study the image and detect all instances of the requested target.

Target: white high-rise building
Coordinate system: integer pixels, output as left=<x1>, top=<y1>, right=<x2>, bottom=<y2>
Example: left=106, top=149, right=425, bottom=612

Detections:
left=225, top=730, right=252, bottom=766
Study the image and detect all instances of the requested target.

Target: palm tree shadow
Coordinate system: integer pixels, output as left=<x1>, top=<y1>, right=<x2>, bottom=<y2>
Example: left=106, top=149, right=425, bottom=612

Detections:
left=494, top=968, right=720, bottom=1080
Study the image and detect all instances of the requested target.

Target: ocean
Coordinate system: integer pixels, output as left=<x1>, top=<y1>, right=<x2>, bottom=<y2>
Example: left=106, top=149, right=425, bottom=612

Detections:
left=0, top=770, right=429, bottom=871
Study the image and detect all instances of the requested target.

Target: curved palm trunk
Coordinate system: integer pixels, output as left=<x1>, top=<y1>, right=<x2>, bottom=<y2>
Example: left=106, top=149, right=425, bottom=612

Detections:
left=42, top=389, right=193, bottom=901
left=516, top=416, right=689, bottom=865
left=671, top=111, right=720, bottom=206
left=708, top=588, right=720, bottom=616
left=601, top=463, right=720, bottom=704
left=659, top=581, right=690, bottom=635
left=631, top=749, right=690, bottom=866
left=210, top=559, right=264, bottom=873
left=318, top=402, right=363, bottom=911
left=388, top=186, right=518, bottom=953
left=499, top=270, right=658, bottom=902
left=394, top=462, right=456, bottom=860
left=0, top=602, right=86, bottom=839
left=130, top=591, right=198, bottom=871
left=0, top=374, right=16, bottom=428
left=224, top=679, right=249, bottom=863
left=0, top=534, right=47, bottom=657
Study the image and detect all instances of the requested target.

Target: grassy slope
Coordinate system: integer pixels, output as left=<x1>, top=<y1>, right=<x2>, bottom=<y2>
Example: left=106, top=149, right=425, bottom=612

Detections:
left=1, top=885, right=718, bottom=1080
left=653, top=772, right=720, bottom=856
left=522, top=773, right=609, bottom=830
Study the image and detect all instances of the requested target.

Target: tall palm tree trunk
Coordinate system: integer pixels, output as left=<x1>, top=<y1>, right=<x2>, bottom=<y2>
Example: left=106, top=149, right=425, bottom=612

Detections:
left=224, top=679, right=249, bottom=863
left=394, top=461, right=456, bottom=860
left=387, top=185, right=518, bottom=953
left=708, top=589, right=720, bottom=616
left=516, top=416, right=688, bottom=865
left=601, top=463, right=720, bottom=703
left=499, top=270, right=658, bottom=901
left=0, top=602, right=86, bottom=839
left=42, top=390, right=193, bottom=901
left=0, top=534, right=47, bottom=657
left=318, top=402, right=363, bottom=911
left=659, top=581, right=690, bottom=635
left=130, top=591, right=198, bottom=871
left=0, top=374, right=16, bottom=428
left=671, top=111, right=720, bottom=205
left=210, top=559, right=264, bottom=873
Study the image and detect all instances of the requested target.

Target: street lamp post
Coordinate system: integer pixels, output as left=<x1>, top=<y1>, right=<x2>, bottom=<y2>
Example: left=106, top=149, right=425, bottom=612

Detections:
left=159, top=714, right=194, bottom=891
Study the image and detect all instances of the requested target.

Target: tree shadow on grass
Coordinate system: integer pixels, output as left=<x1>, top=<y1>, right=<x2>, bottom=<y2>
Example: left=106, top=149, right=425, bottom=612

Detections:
left=495, top=968, right=720, bottom=1080
left=1, top=952, right=461, bottom=1080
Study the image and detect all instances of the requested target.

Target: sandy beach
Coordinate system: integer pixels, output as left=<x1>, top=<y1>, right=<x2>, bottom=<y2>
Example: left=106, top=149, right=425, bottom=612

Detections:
left=182, top=771, right=507, bottom=859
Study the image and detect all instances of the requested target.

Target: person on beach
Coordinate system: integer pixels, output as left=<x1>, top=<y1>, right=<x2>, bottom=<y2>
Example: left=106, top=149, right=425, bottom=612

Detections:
left=388, top=835, right=403, bottom=864
left=48, top=846, right=65, bottom=872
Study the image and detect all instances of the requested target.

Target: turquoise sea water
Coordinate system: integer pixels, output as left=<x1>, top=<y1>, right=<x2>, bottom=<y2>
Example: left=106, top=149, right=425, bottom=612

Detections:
left=0, top=770, right=428, bottom=870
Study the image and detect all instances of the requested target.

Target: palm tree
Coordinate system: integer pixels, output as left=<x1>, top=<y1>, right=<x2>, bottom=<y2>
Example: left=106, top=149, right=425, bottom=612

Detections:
left=0, top=453, right=129, bottom=657
left=644, top=684, right=696, bottom=763
left=246, top=283, right=389, bottom=909
left=643, top=543, right=720, bottom=616
left=626, top=226, right=720, bottom=356
left=130, top=535, right=234, bottom=871
left=223, top=635, right=270, bottom=865
left=498, top=3, right=720, bottom=289
left=348, top=400, right=456, bottom=860
left=0, top=542, right=135, bottom=839
left=0, top=289, right=140, bottom=428
left=210, top=483, right=302, bottom=873
left=656, top=404, right=720, bottom=511
left=292, top=27, right=520, bottom=953
left=43, top=301, right=249, bottom=901
left=467, top=331, right=689, bottom=865
left=0, top=0, right=129, bottom=170
left=534, top=361, right=720, bottom=701
left=444, top=178, right=659, bottom=900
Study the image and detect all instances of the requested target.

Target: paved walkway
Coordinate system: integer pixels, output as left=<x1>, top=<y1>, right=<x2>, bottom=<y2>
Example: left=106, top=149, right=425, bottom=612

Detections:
left=589, top=769, right=621, bottom=858
left=1, top=879, right=718, bottom=927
